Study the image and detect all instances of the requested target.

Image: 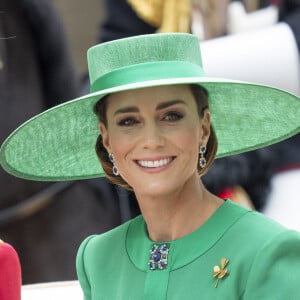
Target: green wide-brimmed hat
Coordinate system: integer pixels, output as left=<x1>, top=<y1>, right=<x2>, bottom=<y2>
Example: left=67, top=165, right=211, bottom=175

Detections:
left=1, top=33, right=300, bottom=181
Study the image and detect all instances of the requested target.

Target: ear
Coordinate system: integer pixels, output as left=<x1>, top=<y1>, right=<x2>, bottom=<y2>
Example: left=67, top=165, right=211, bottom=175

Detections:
left=199, top=109, right=211, bottom=145
left=99, top=122, right=112, bottom=153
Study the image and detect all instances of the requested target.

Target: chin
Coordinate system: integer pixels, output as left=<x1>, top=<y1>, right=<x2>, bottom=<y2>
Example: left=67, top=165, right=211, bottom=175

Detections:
left=134, top=180, right=181, bottom=197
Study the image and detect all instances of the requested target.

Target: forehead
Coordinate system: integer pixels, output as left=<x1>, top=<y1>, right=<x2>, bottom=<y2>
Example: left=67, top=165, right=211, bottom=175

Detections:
left=106, top=84, right=194, bottom=109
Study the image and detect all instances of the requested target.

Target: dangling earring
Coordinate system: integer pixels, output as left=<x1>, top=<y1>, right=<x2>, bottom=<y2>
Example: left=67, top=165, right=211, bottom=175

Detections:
left=109, top=153, right=119, bottom=176
left=199, top=145, right=207, bottom=169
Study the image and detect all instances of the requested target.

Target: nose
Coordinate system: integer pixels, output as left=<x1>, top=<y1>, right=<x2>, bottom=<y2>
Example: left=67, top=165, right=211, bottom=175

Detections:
left=140, top=121, right=165, bottom=150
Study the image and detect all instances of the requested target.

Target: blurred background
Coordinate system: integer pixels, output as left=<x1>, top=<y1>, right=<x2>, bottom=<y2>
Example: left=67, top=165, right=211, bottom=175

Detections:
left=53, top=0, right=103, bottom=77
left=0, top=0, right=299, bottom=285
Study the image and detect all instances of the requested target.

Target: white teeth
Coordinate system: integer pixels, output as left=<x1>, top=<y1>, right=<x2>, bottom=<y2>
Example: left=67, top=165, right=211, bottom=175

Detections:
left=138, top=158, right=172, bottom=168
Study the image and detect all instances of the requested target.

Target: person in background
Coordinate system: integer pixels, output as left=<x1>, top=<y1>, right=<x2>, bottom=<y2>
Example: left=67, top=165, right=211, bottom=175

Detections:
left=0, top=0, right=123, bottom=284
left=0, top=0, right=78, bottom=283
left=0, top=240, right=21, bottom=300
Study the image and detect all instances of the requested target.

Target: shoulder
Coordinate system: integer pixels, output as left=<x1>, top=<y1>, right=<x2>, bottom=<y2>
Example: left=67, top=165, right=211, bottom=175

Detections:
left=240, top=208, right=300, bottom=254
left=222, top=201, right=300, bottom=259
left=78, top=215, right=142, bottom=256
left=226, top=201, right=292, bottom=240
left=243, top=227, right=300, bottom=297
left=76, top=215, right=144, bottom=270
left=76, top=216, right=142, bottom=297
left=0, top=241, right=21, bottom=300
left=220, top=202, right=300, bottom=296
left=0, top=240, right=21, bottom=280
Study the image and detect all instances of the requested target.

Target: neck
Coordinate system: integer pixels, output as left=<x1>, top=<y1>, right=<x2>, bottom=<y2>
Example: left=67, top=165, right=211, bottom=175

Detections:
left=135, top=175, right=222, bottom=242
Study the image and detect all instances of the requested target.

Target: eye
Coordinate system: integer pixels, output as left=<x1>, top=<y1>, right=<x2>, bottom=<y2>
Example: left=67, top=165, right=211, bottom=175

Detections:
left=117, top=117, right=139, bottom=127
left=163, top=111, right=183, bottom=122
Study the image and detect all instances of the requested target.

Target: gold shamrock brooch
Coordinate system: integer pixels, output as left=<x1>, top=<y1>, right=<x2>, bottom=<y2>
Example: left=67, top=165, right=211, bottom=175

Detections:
left=212, top=258, right=229, bottom=288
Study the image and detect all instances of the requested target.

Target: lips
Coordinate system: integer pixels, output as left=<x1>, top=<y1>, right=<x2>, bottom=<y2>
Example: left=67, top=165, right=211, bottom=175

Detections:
left=136, top=157, right=173, bottom=168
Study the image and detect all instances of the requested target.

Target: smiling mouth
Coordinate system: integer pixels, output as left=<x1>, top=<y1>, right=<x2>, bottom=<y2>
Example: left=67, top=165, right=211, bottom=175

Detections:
left=136, top=157, right=174, bottom=168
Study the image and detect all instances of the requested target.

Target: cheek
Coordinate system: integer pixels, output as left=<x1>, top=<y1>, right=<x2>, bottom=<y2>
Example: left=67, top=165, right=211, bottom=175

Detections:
left=108, top=132, right=133, bottom=160
left=172, top=123, right=201, bottom=149
left=167, top=127, right=201, bottom=168
left=107, top=133, right=138, bottom=184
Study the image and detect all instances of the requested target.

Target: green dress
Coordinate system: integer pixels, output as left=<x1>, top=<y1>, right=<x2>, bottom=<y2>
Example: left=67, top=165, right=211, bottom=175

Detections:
left=76, top=200, right=300, bottom=299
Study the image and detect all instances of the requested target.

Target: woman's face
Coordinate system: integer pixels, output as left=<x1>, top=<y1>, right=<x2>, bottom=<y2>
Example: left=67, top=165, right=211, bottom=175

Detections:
left=100, top=84, right=210, bottom=197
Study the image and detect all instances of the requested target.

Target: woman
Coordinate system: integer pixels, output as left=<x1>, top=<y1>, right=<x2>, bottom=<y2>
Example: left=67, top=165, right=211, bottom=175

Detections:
left=1, top=33, right=300, bottom=299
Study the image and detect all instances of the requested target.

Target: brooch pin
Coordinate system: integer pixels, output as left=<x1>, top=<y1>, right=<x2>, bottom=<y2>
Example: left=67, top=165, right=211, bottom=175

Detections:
left=148, top=244, right=169, bottom=270
left=212, top=258, right=229, bottom=288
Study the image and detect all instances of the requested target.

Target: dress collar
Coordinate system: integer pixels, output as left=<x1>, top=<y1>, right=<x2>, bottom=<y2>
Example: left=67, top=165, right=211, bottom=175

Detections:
left=126, top=200, right=250, bottom=271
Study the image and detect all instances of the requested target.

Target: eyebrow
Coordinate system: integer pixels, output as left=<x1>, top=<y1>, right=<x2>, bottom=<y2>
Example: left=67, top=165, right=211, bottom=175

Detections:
left=156, top=99, right=187, bottom=110
left=114, top=106, right=139, bottom=116
left=113, top=99, right=186, bottom=116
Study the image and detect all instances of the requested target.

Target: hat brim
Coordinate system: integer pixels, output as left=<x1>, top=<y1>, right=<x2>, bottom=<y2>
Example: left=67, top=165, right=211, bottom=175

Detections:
left=1, top=77, right=299, bottom=181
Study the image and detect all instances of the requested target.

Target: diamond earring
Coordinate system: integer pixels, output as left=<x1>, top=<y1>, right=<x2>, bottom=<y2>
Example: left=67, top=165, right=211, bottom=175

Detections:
left=199, top=145, right=207, bottom=168
left=109, top=153, right=119, bottom=176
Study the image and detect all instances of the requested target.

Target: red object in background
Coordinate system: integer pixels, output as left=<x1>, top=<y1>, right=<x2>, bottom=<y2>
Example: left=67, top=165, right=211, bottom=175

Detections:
left=0, top=241, right=21, bottom=300
left=218, top=186, right=255, bottom=210
left=218, top=188, right=235, bottom=200
left=271, top=0, right=281, bottom=5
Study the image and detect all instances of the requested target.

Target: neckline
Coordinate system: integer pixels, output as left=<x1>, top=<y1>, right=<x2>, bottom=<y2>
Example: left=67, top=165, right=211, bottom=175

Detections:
left=126, top=200, right=250, bottom=271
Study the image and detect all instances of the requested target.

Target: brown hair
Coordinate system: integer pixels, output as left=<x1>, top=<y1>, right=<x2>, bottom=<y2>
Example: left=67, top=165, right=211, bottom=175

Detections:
left=94, top=84, right=218, bottom=190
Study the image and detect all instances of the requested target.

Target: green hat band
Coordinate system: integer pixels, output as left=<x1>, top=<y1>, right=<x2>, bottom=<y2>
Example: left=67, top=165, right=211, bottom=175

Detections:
left=90, top=61, right=205, bottom=93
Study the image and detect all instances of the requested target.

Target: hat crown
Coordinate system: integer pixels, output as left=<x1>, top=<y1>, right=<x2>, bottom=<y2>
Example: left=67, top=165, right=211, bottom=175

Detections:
left=87, top=33, right=203, bottom=86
